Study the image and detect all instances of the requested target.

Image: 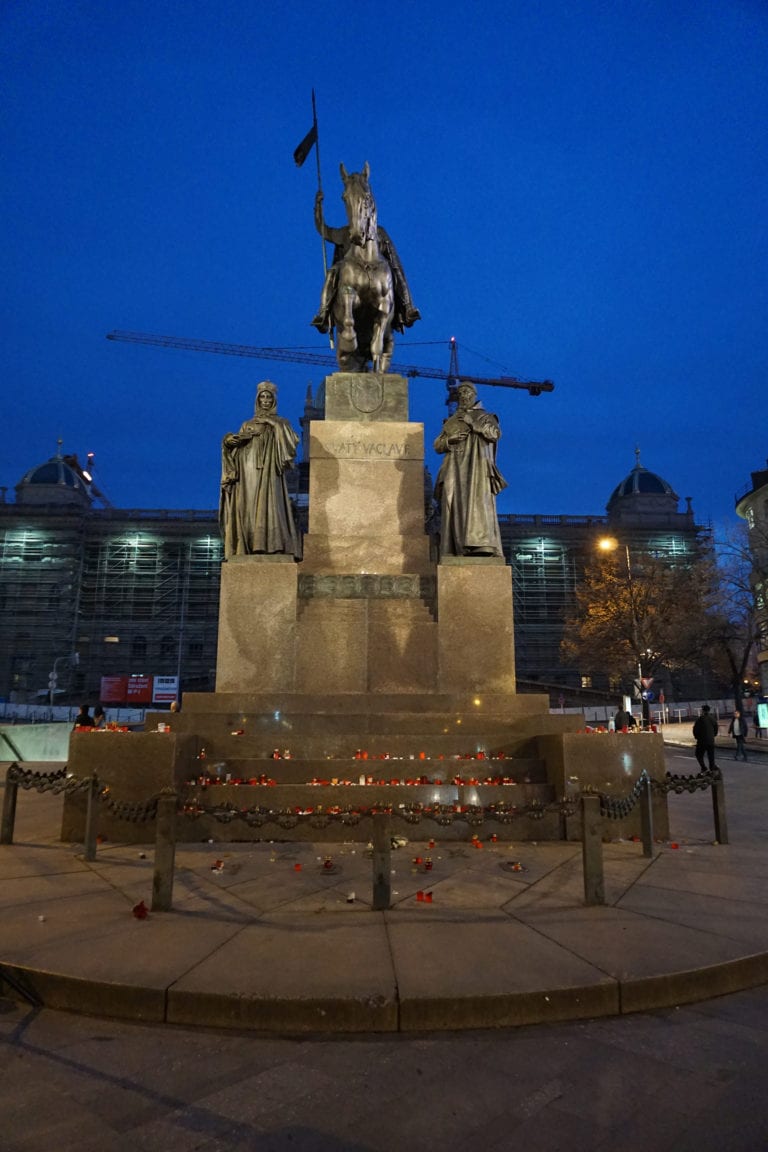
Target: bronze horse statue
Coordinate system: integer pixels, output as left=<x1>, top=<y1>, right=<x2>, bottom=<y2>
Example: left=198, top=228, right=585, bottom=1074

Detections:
left=311, top=162, right=420, bottom=373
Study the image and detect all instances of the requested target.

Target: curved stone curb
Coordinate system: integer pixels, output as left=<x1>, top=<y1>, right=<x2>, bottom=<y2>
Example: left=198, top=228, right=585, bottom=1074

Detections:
left=4, top=950, right=768, bottom=1034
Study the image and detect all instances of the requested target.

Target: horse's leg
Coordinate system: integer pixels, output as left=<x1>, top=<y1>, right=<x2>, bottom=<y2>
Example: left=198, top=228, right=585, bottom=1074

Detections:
left=373, top=290, right=396, bottom=375
left=371, top=283, right=394, bottom=373
left=380, top=321, right=394, bottom=373
left=335, top=285, right=367, bottom=372
left=335, top=284, right=360, bottom=370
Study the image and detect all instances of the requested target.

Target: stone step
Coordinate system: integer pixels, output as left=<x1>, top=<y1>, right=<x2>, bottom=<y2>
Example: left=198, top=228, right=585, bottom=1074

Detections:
left=184, top=729, right=550, bottom=759
left=176, top=692, right=553, bottom=718
left=157, top=709, right=575, bottom=746
left=187, top=756, right=549, bottom=786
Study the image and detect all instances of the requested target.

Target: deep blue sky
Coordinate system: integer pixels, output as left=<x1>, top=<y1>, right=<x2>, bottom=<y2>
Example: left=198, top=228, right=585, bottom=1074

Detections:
left=3, top=0, right=766, bottom=532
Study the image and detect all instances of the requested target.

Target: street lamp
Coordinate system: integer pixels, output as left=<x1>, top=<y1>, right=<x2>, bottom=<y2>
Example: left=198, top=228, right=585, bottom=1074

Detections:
left=597, top=537, right=648, bottom=727
left=48, top=652, right=80, bottom=707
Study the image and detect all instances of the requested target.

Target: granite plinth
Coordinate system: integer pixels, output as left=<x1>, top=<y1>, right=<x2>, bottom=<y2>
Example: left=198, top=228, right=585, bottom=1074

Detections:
left=437, top=562, right=516, bottom=693
left=323, top=372, right=409, bottom=422
left=216, top=557, right=298, bottom=693
left=62, top=731, right=198, bottom=842
left=295, top=597, right=437, bottom=695
left=303, top=419, right=430, bottom=574
left=538, top=731, right=670, bottom=840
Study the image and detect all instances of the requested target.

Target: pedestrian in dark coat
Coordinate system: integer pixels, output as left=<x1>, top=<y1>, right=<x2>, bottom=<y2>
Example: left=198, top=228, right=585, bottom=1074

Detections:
left=73, top=705, right=94, bottom=730
left=728, top=710, right=749, bottom=761
left=614, top=707, right=636, bottom=731
left=692, top=704, right=718, bottom=771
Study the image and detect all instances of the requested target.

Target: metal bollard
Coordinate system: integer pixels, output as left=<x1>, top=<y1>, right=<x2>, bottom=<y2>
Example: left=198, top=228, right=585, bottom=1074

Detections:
left=1, top=764, right=19, bottom=845
left=83, top=773, right=100, bottom=861
left=711, top=772, right=729, bottom=845
left=371, top=812, right=391, bottom=911
left=581, top=794, right=605, bottom=906
left=639, top=776, right=654, bottom=858
left=152, top=790, right=177, bottom=912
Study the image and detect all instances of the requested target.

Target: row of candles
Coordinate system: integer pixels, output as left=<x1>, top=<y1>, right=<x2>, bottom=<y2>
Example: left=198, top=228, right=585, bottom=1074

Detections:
left=187, top=774, right=527, bottom=788
left=181, top=801, right=529, bottom=817
left=267, top=749, right=514, bottom=761
left=580, top=726, right=659, bottom=734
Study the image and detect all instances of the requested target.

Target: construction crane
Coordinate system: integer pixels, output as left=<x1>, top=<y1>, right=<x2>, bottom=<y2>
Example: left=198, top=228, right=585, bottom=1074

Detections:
left=106, top=330, right=554, bottom=401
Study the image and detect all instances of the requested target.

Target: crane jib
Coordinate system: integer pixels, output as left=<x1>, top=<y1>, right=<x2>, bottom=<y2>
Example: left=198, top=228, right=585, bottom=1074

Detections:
left=106, top=331, right=554, bottom=394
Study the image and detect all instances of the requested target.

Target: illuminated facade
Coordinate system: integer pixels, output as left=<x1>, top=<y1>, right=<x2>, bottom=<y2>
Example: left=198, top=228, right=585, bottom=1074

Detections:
left=500, top=457, right=707, bottom=696
left=0, top=444, right=706, bottom=705
left=735, top=460, right=768, bottom=696
left=0, top=451, right=221, bottom=703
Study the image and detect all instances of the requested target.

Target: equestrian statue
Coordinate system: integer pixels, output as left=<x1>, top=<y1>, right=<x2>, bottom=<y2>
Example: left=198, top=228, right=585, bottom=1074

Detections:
left=311, top=162, right=420, bottom=373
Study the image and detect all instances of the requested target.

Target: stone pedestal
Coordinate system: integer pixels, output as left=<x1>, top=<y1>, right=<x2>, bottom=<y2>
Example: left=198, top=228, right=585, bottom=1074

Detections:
left=294, top=594, right=437, bottom=695
left=302, top=375, right=431, bottom=575
left=62, top=730, right=197, bottom=843
left=216, top=556, right=297, bottom=693
left=437, top=560, right=516, bottom=693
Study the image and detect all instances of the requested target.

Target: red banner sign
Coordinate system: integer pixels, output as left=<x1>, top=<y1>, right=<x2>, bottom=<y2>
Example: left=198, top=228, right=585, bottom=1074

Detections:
left=126, top=675, right=153, bottom=704
left=100, top=676, right=128, bottom=703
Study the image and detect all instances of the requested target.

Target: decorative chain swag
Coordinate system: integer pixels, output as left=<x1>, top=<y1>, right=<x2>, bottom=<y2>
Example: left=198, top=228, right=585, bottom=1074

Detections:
left=597, top=767, right=722, bottom=820
left=8, top=765, right=92, bottom=796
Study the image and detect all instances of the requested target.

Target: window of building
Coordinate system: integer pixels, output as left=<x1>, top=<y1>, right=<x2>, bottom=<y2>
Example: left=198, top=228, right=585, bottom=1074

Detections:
left=580, top=675, right=592, bottom=689
left=130, top=635, right=147, bottom=664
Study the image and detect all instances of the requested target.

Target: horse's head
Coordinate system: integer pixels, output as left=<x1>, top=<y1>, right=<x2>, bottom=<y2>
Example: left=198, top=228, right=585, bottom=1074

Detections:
left=340, top=161, right=377, bottom=246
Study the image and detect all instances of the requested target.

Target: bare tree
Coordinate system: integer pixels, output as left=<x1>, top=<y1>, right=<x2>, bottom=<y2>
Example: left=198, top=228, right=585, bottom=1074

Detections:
left=707, top=523, right=763, bottom=710
left=562, top=545, right=717, bottom=701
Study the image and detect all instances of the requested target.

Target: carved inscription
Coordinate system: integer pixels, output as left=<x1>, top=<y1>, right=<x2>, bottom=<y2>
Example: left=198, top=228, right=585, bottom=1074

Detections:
left=327, top=440, right=408, bottom=458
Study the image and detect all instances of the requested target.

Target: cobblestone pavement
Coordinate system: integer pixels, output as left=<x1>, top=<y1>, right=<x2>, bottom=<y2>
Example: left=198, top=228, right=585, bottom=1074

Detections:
left=2, top=742, right=768, bottom=1150
left=2, top=984, right=768, bottom=1151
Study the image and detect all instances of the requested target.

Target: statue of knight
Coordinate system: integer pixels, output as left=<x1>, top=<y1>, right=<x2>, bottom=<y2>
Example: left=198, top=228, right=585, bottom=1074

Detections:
left=311, top=162, right=421, bottom=372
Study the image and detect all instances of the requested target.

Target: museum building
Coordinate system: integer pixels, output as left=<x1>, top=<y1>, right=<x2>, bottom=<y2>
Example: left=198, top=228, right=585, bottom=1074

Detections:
left=0, top=433, right=706, bottom=705
left=736, top=460, right=768, bottom=697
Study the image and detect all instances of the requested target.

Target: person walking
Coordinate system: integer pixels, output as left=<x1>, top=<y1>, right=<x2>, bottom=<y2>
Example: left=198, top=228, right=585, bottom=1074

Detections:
left=692, top=704, right=718, bottom=771
left=728, top=709, right=749, bottom=761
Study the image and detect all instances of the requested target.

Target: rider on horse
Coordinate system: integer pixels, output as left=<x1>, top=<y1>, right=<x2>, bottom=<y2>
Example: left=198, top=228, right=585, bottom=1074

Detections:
left=310, top=164, right=421, bottom=338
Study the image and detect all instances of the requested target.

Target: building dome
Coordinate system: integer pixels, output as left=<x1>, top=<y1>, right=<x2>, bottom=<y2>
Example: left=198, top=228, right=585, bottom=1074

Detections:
left=606, top=450, right=683, bottom=524
left=608, top=465, right=676, bottom=503
left=15, top=444, right=92, bottom=507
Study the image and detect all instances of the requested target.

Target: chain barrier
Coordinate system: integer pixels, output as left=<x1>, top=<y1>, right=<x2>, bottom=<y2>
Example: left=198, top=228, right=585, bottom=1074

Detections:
left=596, top=770, right=651, bottom=821
left=659, top=765, right=722, bottom=795
left=178, top=796, right=578, bottom=828
left=101, top=793, right=159, bottom=823
left=6, top=764, right=92, bottom=796
left=595, top=767, right=722, bottom=820
left=4, top=764, right=722, bottom=830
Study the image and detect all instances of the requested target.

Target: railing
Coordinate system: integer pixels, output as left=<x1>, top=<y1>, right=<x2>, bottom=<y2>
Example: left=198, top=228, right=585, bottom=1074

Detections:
left=1, top=763, right=727, bottom=913
left=580, top=765, right=727, bottom=905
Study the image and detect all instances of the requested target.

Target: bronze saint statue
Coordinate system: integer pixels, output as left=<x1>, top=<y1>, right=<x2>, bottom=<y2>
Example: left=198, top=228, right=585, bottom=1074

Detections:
left=311, top=162, right=420, bottom=372
left=219, top=381, right=301, bottom=560
left=434, top=382, right=507, bottom=558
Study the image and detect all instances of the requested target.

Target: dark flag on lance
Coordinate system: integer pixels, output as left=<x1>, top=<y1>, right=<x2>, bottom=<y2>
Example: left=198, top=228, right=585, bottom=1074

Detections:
left=293, top=123, right=318, bottom=167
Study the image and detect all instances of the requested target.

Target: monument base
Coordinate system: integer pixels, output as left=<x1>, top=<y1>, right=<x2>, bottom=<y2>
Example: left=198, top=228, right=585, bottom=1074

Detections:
left=63, top=691, right=668, bottom=845
left=62, top=370, right=668, bottom=844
